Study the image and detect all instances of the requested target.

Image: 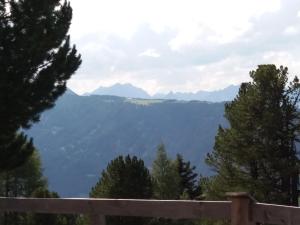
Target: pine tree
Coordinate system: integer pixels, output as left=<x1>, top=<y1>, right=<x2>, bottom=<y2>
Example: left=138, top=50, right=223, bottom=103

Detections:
left=0, top=150, right=47, bottom=198
left=175, top=154, right=201, bottom=199
left=0, top=149, right=47, bottom=225
left=0, top=0, right=81, bottom=171
left=0, top=149, right=79, bottom=225
left=206, top=65, right=300, bottom=205
left=152, top=144, right=180, bottom=199
left=90, top=155, right=152, bottom=225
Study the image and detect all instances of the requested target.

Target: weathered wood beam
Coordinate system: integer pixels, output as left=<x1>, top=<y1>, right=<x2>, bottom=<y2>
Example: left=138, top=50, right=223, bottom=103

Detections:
left=253, top=202, right=300, bottom=225
left=89, top=214, right=106, bottom=225
left=227, top=192, right=256, bottom=225
left=0, top=198, right=231, bottom=219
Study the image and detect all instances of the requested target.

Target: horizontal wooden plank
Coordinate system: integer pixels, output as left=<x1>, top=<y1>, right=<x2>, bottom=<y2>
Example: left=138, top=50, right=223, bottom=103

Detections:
left=0, top=198, right=230, bottom=220
left=89, top=213, right=106, bottom=225
left=253, top=202, right=300, bottom=225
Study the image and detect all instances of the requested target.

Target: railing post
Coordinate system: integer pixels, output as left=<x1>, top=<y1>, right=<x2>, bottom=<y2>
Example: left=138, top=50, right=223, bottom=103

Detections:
left=227, top=192, right=255, bottom=225
left=89, top=214, right=106, bottom=225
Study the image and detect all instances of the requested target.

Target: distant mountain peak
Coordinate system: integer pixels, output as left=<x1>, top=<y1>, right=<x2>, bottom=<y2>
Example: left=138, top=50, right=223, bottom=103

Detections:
left=89, top=83, right=150, bottom=99
left=65, top=88, right=78, bottom=96
left=86, top=83, right=240, bottom=102
left=154, top=85, right=240, bottom=102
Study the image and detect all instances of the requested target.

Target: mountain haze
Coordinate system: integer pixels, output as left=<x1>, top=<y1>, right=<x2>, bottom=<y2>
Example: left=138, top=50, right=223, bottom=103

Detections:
left=85, top=83, right=239, bottom=102
left=27, top=92, right=227, bottom=197
left=154, top=85, right=239, bottom=102
left=88, top=83, right=150, bottom=98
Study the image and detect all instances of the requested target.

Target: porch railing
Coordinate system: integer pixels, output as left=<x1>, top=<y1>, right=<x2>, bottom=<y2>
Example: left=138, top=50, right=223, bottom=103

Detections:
left=0, top=192, right=299, bottom=225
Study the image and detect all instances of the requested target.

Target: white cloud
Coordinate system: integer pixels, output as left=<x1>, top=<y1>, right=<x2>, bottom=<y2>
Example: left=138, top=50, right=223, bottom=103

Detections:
left=262, top=51, right=300, bottom=76
left=110, top=66, right=116, bottom=72
left=68, top=0, right=300, bottom=95
left=139, top=49, right=160, bottom=58
left=284, top=26, right=298, bottom=35
left=69, top=0, right=280, bottom=44
left=195, top=65, right=206, bottom=72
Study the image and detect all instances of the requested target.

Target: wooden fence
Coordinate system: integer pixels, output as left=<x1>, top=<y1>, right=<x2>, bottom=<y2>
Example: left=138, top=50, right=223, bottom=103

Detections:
left=0, top=192, right=300, bottom=225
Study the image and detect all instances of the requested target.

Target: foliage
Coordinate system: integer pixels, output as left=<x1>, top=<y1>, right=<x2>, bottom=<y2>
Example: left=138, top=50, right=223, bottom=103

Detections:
left=152, top=144, right=180, bottom=199
left=0, top=0, right=81, bottom=171
left=0, top=150, right=47, bottom=225
left=90, top=155, right=152, bottom=199
left=199, top=176, right=224, bottom=201
left=90, top=155, right=152, bottom=225
left=151, top=153, right=201, bottom=225
left=175, top=154, right=201, bottom=199
left=0, top=150, right=79, bottom=225
left=206, top=65, right=300, bottom=205
left=0, top=150, right=47, bottom=198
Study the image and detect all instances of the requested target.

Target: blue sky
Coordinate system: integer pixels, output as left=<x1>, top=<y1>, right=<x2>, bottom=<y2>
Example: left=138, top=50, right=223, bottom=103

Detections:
left=67, top=0, right=300, bottom=95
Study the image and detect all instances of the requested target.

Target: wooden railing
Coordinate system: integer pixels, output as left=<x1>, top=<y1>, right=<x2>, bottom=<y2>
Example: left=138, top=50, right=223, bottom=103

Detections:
left=0, top=192, right=300, bottom=225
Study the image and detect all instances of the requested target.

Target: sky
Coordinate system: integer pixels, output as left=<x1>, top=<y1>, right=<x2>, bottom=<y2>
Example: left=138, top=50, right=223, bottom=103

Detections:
left=67, top=0, right=300, bottom=95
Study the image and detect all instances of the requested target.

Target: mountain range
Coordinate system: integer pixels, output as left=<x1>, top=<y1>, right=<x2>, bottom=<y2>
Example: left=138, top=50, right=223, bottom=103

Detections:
left=27, top=92, right=227, bottom=197
left=86, top=83, right=239, bottom=102
left=88, top=83, right=150, bottom=99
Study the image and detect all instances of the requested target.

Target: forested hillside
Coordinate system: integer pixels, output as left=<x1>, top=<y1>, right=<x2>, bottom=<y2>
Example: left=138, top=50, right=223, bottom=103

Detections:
left=28, top=93, right=226, bottom=197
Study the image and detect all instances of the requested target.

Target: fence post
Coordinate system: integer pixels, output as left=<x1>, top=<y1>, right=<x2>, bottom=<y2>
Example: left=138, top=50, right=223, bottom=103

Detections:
left=89, top=214, right=106, bottom=225
left=227, top=192, right=255, bottom=225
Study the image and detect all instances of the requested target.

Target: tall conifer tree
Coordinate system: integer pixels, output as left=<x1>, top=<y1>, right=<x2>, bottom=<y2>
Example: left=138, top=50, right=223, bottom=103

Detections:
left=206, top=65, right=300, bottom=205
left=90, top=155, right=152, bottom=225
left=175, top=154, right=201, bottom=199
left=0, top=0, right=81, bottom=170
left=0, top=149, right=47, bottom=225
left=152, top=144, right=180, bottom=199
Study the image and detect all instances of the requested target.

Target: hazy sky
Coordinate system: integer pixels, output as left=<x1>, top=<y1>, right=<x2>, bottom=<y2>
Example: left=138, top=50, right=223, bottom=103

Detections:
left=67, top=0, right=300, bottom=95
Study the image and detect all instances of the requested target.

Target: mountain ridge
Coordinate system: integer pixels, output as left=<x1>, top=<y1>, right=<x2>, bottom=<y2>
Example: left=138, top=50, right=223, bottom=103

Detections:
left=27, top=93, right=227, bottom=197
left=88, top=83, right=150, bottom=98
left=81, top=83, right=239, bottom=102
left=154, top=85, right=239, bottom=102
